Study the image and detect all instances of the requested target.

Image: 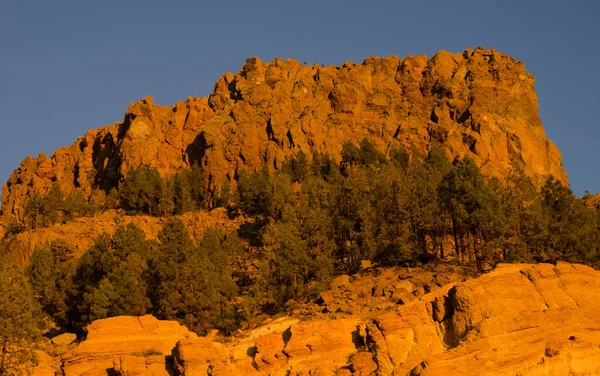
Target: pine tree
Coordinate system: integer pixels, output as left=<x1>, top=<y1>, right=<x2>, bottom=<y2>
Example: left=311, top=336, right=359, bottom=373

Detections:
left=0, top=260, right=40, bottom=374
left=73, top=226, right=154, bottom=329
left=63, top=189, right=93, bottom=222
left=173, top=173, right=194, bottom=214
left=24, top=193, right=44, bottom=229
left=186, top=162, right=209, bottom=209
left=147, top=219, right=243, bottom=334
left=42, top=182, right=65, bottom=226
left=28, top=241, right=76, bottom=326
left=120, top=165, right=163, bottom=215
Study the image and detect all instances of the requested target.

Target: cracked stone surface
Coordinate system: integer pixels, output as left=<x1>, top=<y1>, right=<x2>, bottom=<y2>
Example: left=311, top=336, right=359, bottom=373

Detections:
left=57, top=262, right=600, bottom=375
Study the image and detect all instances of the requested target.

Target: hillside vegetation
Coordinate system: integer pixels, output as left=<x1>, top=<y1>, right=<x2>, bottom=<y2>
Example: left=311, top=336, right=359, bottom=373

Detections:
left=1, top=141, right=598, bottom=353
left=0, top=48, right=598, bottom=374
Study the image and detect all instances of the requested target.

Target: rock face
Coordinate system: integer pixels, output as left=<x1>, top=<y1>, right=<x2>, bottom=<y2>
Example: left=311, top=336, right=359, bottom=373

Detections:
left=61, top=315, right=196, bottom=376
left=60, top=263, right=600, bottom=375
left=1, top=47, right=566, bottom=223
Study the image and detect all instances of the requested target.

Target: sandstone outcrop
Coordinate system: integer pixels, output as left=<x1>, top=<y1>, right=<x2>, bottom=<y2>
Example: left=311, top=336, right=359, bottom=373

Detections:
left=61, top=315, right=197, bottom=376
left=32, top=350, right=60, bottom=376
left=1, top=47, right=566, bottom=224
left=3, top=207, right=244, bottom=265
left=60, top=262, right=600, bottom=375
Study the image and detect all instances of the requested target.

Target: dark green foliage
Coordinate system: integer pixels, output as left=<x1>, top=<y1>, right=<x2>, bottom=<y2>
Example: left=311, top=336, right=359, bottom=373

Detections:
left=173, top=173, right=194, bottom=214
left=43, top=182, right=64, bottom=225
left=2, top=221, right=24, bottom=239
left=118, top=163, right=209, bottom=216
left=157, top=178, right=175, bottom=216
left=151, top=218, right=237, bottom=335
left=28, top=241, right=76, bottom=326
left=215, top=178, right=233, bottom=210
left=64, top=189, right=94, bottom=222
left=341, top=138, right=385, bottom=172
left=197, top=228, right=242, bottom=332
left=104, top=187, right=120, bottom=210
left=281, top=150, right=309, bottom=183
left=437, top=157, right=501, bottom=269
left=17, top=137, right=600, bottom=339
left=310, top=151, right=342, bottom=180
left=541, top=177, right=600, bottom=262
left=24, top=182, right=66, bottom=228
left=24, top=184, right=95, bottom=229
left=71, top=224, right=155, bottom=330
left=236, top=166, right=273, bottom=218
left=334, top=167, right=378, bottom=272
left=185, top=162, right=209, bottom=210
left=24, top=193, right=45, bottom=229
left=0, top=258, right=41, bottom=374
left=390, top=146, right=409, bottom=169
left=120, top=165, right=163, bottom=215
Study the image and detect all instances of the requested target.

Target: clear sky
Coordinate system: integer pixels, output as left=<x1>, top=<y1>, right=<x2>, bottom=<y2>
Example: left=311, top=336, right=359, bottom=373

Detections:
left=1, top=0, right=598, bottom=196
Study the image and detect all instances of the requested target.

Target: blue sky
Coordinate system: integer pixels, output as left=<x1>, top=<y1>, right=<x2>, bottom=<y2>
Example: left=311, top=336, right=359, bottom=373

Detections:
left=1, top=0, right=598, bottom=196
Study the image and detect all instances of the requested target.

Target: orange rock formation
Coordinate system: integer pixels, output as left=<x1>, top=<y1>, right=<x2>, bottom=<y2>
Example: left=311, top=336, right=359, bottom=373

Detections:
left=55, top=262, right=600, bottom=375
left=2, top=47, right=566, bottom=223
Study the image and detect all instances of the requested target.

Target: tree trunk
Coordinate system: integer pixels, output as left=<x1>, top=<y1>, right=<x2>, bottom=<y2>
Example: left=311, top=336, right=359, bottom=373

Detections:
left=0, top=340, right=7, bottom=375
left=452, top=220, right=460, bottom=263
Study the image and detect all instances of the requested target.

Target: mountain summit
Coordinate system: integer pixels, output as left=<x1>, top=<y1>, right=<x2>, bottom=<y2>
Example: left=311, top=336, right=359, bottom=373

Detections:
left=1, top=47, right=565, bottom=223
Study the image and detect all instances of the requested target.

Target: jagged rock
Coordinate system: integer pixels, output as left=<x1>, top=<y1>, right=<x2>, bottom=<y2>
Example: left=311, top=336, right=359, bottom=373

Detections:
left=61, top=315, right=196, bottom=376
left=317, top=291, right=335, bottom=305
left=1, top=48, right=566, bottom=224
left=252, top=332, right=287, bottom=371
left=351, top=352, right=378, bottom=375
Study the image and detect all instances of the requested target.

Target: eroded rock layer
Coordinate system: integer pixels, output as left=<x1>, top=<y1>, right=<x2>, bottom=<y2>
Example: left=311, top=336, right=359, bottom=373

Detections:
left=2, top=47, right=566, bottom=223
left=57, top=262, right=600, bottom=376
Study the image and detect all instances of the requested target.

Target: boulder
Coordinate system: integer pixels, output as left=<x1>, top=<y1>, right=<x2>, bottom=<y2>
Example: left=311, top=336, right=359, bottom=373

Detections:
left=51, top=332, right=77, bottom=346
left=61, top=315, right=196, bottom=376
left=172, top=338, right=233, bottom=376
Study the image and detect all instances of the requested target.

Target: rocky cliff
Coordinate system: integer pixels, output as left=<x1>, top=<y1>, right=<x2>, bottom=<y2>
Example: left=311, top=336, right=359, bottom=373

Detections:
left=1, top=47, right=566, bottom=223
left=51, top=262, right=600, bottom=375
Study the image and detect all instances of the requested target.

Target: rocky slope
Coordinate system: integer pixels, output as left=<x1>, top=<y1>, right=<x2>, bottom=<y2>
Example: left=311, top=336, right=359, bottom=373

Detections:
left=47, top=262, right=600, bottom=376
left=2, top=208, right=244, bottom=266
left=2, top=47, right=566, bottom=223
